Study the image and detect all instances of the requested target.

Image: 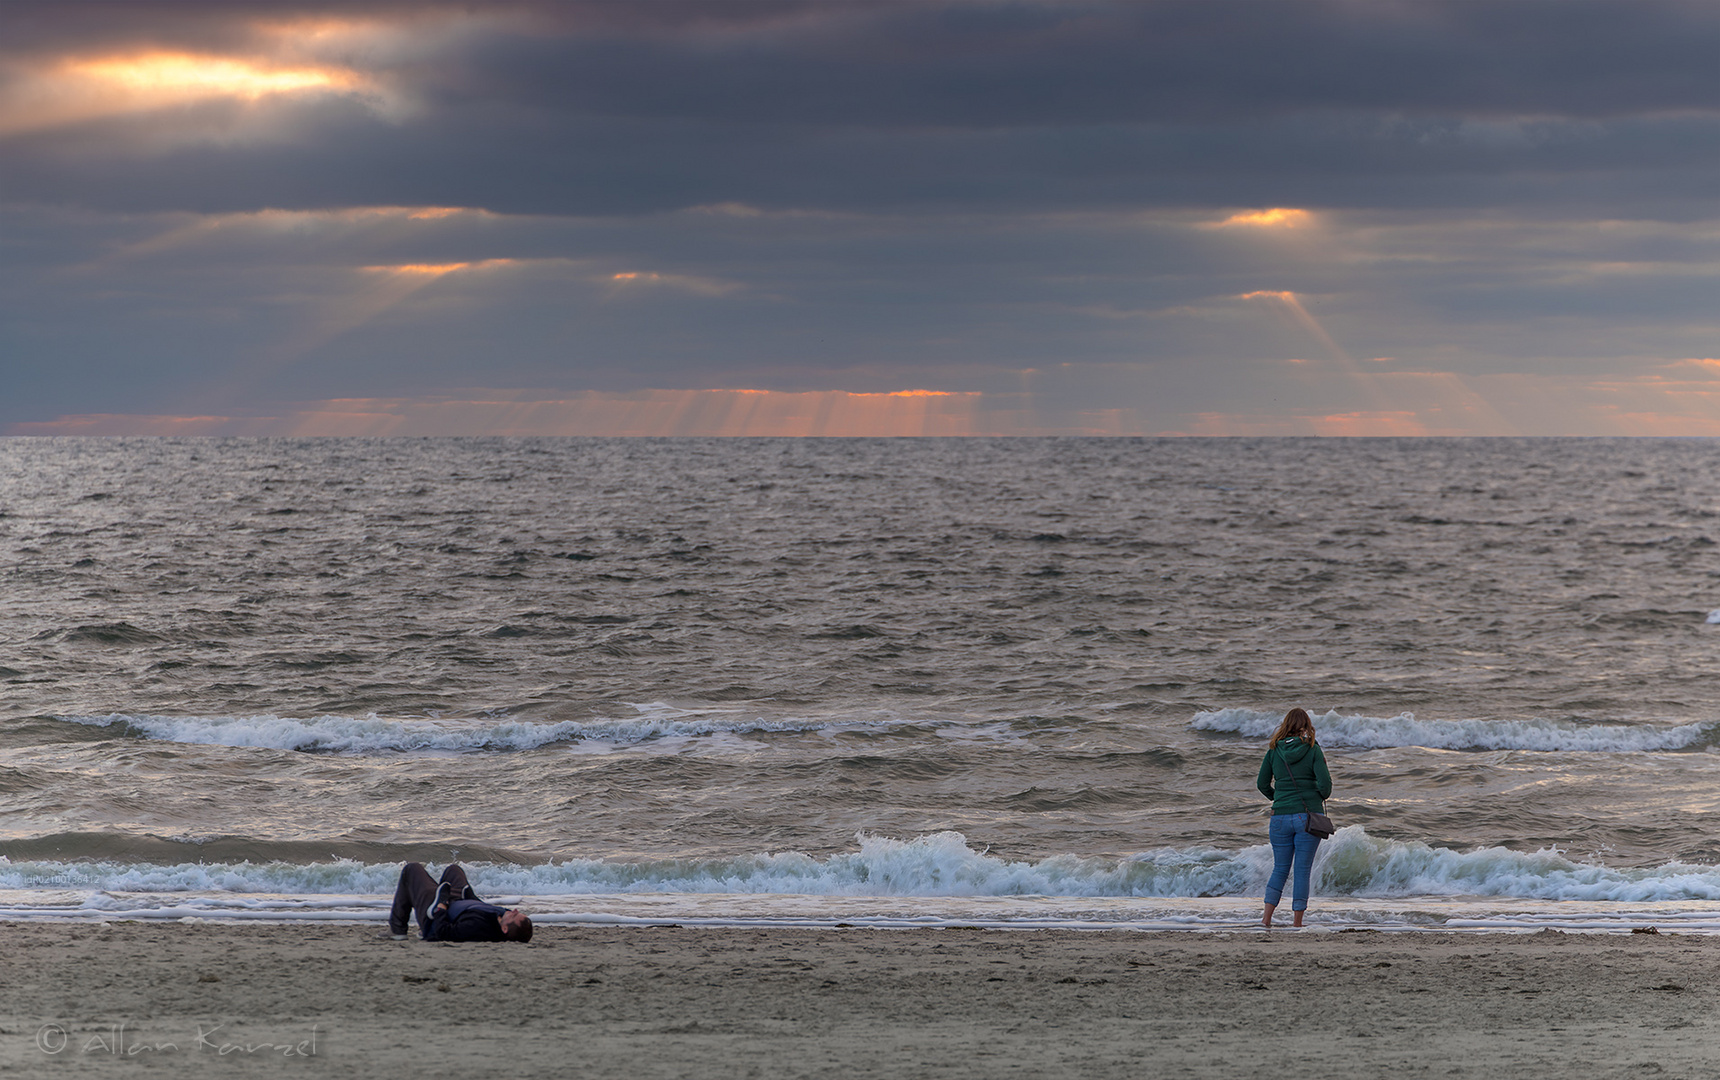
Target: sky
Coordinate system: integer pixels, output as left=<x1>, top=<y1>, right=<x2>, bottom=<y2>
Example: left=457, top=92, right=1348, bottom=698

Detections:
left=1, top=0, right=1716, bottom=437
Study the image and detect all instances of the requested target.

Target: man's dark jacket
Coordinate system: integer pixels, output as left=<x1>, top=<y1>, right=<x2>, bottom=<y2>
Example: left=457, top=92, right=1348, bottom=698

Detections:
left=424, top=899, right=508, bottom=942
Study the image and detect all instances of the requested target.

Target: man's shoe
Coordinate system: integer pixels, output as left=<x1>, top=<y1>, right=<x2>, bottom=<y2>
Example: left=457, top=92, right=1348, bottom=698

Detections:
left=432, top=882, right=452, bottom=917
left=387, top=924, right=409, bottom=941
left=462, top=886, right=483, bottom=902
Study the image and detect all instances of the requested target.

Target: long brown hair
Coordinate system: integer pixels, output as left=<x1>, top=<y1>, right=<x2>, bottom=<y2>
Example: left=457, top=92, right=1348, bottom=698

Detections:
left=1268, top=707, right=1316, bottom=750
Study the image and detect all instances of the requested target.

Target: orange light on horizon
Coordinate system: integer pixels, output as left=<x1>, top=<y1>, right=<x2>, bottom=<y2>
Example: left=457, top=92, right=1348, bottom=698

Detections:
left=8, top=376, right=1715, bottom=439
left=701, top=387, right=961, bottom=398
left=4, top=390, right=991, bottom=438
left=1307, top=411, right=1429, bottom=436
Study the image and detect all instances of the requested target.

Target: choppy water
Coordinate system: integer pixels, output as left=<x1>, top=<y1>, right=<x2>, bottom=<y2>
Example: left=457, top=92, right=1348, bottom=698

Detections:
left=3, top=437, right=1718, bottom=930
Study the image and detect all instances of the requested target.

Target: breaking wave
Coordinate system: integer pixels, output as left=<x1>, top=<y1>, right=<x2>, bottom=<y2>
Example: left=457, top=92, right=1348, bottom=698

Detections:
left=1190, top=708, right=1718, bottom=752
left=4, top=829, right=1717, bottom=903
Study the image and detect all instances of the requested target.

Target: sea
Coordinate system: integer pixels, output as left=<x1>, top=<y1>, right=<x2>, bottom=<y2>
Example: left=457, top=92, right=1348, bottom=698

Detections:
left=3, top=436, right=1718, bottom=933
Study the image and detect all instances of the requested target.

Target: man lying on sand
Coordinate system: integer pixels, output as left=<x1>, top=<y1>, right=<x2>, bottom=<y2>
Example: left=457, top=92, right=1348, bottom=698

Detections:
left=388, top=862, right=533, bottom=943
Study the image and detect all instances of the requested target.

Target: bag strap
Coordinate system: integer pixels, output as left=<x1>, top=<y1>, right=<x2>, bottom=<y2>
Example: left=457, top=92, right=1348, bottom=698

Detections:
left=1274, top=745, right=1319, bottom=817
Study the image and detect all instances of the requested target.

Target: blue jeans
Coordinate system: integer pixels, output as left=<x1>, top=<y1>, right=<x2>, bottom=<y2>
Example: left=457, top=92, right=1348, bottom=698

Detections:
left=1264, top=813, right=1322, bottom=911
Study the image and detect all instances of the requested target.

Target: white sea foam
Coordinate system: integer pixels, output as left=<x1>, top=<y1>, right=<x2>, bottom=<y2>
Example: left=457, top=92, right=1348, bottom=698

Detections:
left=1189, top=707, right=1717, bottom=752
left=1708, top=608, right=1720, bottom=624
left=1316, top=828, right=1720, bottom=902
left=57, top=705, right=848, bottom=753
left=3, top=829, right=1717, bottom=904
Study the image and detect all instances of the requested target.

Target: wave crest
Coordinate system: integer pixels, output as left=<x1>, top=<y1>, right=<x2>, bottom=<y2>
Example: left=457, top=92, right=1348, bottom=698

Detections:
left=4, top=829, right=1717, bottom=903
left=1190, top=708, right=1716, bottom=752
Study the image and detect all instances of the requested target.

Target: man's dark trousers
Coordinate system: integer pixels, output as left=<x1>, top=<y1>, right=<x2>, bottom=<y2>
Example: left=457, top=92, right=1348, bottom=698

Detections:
left=390, top=862, right=474, bottom=938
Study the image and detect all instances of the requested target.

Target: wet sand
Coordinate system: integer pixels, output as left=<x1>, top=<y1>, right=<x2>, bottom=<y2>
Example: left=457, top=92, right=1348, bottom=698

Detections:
left=6, top=922, right=1716, bottom=1078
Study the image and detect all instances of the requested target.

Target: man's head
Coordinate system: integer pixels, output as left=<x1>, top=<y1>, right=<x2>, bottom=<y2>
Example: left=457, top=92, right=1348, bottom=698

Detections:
left=500, top=909, right=533, bottom=943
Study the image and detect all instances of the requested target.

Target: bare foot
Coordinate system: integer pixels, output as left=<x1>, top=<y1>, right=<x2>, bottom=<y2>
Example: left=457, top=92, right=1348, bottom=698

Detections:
left=1292, top=912, right=1304, bottom=928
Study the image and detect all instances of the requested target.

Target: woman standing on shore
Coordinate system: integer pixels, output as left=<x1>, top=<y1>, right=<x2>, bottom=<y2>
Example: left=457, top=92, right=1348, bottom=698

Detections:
left=1257, top=708, right=1332, bottom=928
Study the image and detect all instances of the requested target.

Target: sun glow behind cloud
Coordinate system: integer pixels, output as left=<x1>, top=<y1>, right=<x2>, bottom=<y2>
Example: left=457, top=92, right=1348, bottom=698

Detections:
left=64, top=206, right=499, bottom=280
left=1239, top=290, right=1354, bottom=365
left=63, top=53, right=358, bottom=100
left=238, top=258, right=525, bottom=384
left=362, top=259, right=517, bottom=276
left=0, top=50, right=376, bottom=136
left=0, top=8, right=433, bottom=139
left=1207, top=208, right=1314, bottom=229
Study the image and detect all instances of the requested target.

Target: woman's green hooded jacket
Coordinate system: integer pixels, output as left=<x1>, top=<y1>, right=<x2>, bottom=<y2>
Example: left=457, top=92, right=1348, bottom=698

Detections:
left=1256, top=736, right=1331, bottom=816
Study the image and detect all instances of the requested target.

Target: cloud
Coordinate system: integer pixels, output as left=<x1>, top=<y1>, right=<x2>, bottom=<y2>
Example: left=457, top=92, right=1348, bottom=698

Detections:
left=361, top=258, right=516, bottom=275
left=1205, top=208, right=1314, bottom=229
left=606, top=270, right=743, bottom=297
left=8, top=103, right=1713, bottom=221
left=3, top=196, right=1714, bottom=429
left=0, top=1, right=1715, bottom=435
left=425, top=0, right=1720, bottom=125
left=2, top=2, right=1714, bottom=217
left=0, top=37, right=397, bottom=142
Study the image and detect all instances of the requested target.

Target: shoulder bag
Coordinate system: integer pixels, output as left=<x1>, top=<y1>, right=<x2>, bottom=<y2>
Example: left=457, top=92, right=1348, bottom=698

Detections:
left=1276, top=748, right=1335, bottom=839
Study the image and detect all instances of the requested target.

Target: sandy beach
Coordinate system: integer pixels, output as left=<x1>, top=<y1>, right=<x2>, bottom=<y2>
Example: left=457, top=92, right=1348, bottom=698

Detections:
left=6, top=922, right=1715, bottom=1078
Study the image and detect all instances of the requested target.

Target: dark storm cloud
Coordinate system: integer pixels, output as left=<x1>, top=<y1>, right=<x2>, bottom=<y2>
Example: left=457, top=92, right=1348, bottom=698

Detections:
left=453, top=0, right=1717, bottom=125
left=15, top=0, right=1711, bottom=120
left=6, top=102, right=1715, bottom=219
left=1, top=0, right=1715, bottom=217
